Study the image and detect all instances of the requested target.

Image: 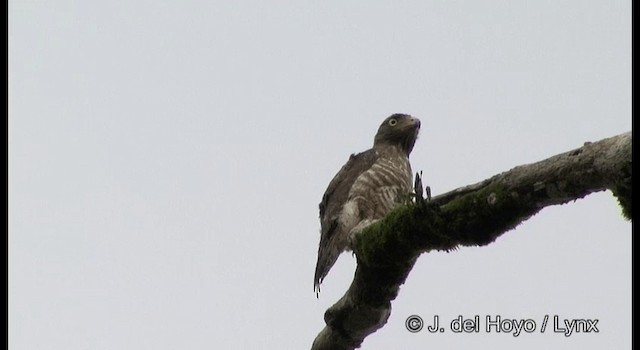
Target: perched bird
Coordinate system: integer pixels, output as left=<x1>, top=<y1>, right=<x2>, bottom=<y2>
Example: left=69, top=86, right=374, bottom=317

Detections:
left=314, top=114, right=421, bottom=293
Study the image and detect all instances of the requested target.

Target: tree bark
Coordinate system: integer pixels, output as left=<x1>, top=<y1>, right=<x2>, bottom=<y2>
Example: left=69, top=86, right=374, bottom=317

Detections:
left=311, top=131, right=631, bottom=350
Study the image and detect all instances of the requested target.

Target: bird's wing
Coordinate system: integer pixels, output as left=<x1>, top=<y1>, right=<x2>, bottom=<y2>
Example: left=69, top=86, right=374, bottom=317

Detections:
left=315, top=149, right=378, bottom=291
left=319, top=148, right=378, bottom=234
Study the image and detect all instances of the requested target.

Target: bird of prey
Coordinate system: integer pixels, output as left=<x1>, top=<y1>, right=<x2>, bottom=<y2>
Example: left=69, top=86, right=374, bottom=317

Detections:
left=314, top=114, right=421, bottom=293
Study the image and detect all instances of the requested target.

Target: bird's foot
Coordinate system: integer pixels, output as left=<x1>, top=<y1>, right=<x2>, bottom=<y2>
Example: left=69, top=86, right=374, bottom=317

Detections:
left=412, top=171, right=431, bottom=207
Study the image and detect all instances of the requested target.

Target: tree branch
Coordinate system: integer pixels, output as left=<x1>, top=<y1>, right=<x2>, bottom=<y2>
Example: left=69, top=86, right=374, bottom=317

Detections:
left=311, top=131, right=631, bottom=350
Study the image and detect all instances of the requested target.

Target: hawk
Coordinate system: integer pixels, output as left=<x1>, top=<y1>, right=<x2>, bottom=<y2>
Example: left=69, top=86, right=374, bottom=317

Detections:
left=314, top=114, right=421, bottom=293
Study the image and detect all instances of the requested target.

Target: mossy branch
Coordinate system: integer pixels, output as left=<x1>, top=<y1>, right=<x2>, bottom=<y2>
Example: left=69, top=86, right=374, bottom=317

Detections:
left=311, top=131, right=631, bottom=350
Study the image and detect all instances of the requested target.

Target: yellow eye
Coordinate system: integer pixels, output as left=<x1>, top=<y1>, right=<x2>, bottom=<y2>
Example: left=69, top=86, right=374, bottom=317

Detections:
left=388, top=118, right=398, bottom=126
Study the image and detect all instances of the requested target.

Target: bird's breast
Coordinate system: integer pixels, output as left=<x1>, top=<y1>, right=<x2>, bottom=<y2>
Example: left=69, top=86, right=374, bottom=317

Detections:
left=340, top=154, right=412, bottom=222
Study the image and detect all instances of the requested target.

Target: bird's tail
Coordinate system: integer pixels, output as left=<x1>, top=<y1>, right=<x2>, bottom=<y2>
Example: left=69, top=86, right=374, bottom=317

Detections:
left=314, top=243, right=340, bottom=297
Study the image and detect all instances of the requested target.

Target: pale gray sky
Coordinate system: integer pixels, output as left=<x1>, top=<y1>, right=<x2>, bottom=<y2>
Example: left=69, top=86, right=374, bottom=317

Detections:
left=9, top=1, right=631, bottom=349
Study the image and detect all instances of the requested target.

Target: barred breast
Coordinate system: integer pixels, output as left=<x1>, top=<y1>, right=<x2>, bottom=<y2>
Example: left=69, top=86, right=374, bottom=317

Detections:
left=337, top=147, right=412, bottom=246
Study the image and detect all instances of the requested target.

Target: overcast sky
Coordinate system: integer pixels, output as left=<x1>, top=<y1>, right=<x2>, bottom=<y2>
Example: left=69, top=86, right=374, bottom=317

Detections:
left=9, top=1, right=631, bottom=349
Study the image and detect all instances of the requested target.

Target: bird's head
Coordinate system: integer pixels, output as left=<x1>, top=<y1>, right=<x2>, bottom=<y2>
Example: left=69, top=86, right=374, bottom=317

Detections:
left=373, top=113, right=421, bottom=154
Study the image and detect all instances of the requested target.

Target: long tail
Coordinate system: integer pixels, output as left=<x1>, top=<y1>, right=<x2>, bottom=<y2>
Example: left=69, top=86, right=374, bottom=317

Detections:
left=314, top=243, right=340, bottom=296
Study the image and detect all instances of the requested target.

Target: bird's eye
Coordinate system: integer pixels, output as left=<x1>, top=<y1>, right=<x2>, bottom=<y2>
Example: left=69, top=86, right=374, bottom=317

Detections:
left=388, top=119, right=398, bottom=126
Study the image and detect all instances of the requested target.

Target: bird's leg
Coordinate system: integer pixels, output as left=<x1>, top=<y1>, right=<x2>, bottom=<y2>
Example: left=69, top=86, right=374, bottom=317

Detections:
left=412, top=171, right=432, bottom=209
left=413, top=170, right=424, bottom=202
left=394, top=170, right=425, bottom=205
